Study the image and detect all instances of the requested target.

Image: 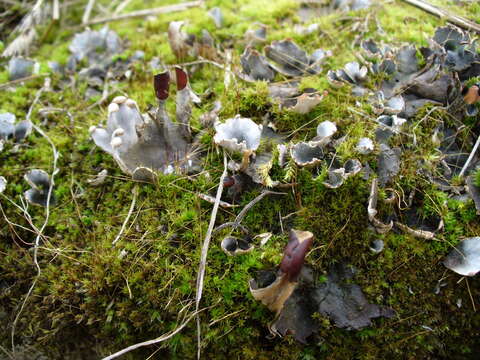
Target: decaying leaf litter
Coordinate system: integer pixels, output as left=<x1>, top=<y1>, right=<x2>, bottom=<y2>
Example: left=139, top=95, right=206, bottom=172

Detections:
left=1, top=0, right=480, bottom=358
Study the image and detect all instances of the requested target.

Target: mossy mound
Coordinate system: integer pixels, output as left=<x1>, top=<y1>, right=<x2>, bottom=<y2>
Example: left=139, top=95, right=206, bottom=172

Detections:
left=1, top=0, right=479, bottom=359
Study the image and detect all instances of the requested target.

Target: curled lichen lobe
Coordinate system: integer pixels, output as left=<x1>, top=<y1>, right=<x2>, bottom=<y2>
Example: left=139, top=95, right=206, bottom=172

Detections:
left=175, top=66, right=188, bottom=90
left=279, top=229, right=314, bottom=281
left=153, top=71, right=170, bottom=100
left=463, top=84, right=480, bottom=104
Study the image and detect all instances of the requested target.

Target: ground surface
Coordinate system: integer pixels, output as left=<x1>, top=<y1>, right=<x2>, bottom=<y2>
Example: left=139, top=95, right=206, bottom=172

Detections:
left=1, top=0, right=480, bottom=359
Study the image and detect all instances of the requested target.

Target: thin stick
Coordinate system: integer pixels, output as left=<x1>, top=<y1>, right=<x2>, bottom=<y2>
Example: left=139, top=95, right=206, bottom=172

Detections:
left=0, top=0, right=24, bottom=6
left=195, top=153, right=228, bottom=360
left=113, top=0, right=133, bottom=15
left=224, top=49, right=233, bottom=90
left=212, top=222, right=250, bottom=235
left=400, top=0, right=480, bottom=33
left=11, top=81, right=58, bottom=352
left=0, top=74, right=46, bottom=90
left=208, top=309, right=244, bottom=327
left=86, top=73, right=112, bottom=110
left=0, top=345, right=14, bottom=360
left=101, top=305, right=208, bottom=360
left=2, top=0, right=44, bottom=56
left=112, top=186, right=138, bottom=245
left=213, top=190, right=286, bottom=234
left=279, top=211, right=284, bottom=233
left=459, top=134, right=480, bottom=177
left=465, top=278, right=477, bottom=312
left=234, top=190, right=285, bottom=227
left=391, top=329, right=432, bottom=346
left=82, top=0, right=96, bottom=25
left=52, top=0, right=59, bottom=20
left=86, top=0, right=203, bottom=26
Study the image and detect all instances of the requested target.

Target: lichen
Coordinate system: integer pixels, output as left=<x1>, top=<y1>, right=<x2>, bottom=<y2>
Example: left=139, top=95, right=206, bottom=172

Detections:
left=1, top=0, right=479, bottom=359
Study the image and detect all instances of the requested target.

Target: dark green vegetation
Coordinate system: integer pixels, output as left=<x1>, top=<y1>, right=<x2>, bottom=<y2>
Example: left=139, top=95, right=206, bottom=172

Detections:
left=1, top=0, right=480, bottom=359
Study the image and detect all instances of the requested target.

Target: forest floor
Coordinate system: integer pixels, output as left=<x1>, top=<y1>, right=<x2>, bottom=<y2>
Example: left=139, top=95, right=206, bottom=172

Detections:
left=1, top=0, right=480, bottom=359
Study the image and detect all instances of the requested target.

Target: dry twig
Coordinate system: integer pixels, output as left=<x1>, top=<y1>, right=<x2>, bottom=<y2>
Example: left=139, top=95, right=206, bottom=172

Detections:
left=465, top=277, right=477, bottom=312
left=112, top=186, right=138, bottom=245
left=401, top=0, right=480, bottom=33
left=11, top=80, right=59, bottom=353
left=82, top=0, right=96, bottom=24
left=195, top=153, right=228, bottom=360
left=0, top=75, right=47, bottom=90
left=86, top=0, right=203, bottom=26
left=459, top=134, right=480, bottom=177
left=213, top=190, right=286, bottom=234
left=2, top=0, right=47, bottom=57
left=101, top=302, right=211, bottom=360
left=52, top=0, right=60, bottom=20
left=113, top=0, right=133, bottom=15
left=86, top=72, right=113, bottom=110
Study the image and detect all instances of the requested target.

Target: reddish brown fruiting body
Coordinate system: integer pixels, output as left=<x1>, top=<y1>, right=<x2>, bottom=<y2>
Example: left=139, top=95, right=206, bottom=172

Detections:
left=279, top=229, right=314, bottom=281
left=154, top=72, right=170, bottom=100
left=463, top=85, right=480, bottom=105
left=223, top=176, right=235, bottom=188
left=175, top=67, right=188, bottom=91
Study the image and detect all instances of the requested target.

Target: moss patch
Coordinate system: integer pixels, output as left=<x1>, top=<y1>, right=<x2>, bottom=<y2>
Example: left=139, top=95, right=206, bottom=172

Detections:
left=1, top=1, right=479, bottom=359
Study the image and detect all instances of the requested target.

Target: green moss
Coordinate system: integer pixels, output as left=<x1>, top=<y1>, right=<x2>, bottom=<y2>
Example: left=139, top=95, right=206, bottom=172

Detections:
left=1, top=1, right=480, bottom=359
left=37, top=42, right=71, bottom=65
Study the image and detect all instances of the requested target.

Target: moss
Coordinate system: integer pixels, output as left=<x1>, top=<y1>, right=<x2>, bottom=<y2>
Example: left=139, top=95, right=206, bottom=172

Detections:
left=1, top=0, right=480, bottom=359
left=299, top=75, right=330, bottom=92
